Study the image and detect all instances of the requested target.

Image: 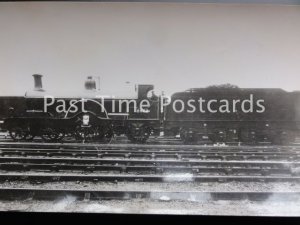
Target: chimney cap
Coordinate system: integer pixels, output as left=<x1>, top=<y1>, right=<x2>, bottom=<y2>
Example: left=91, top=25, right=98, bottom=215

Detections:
left=33, top=74, right=43, bottom=77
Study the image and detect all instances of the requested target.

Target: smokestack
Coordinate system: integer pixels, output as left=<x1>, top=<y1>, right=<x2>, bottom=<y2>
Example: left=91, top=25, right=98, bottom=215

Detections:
left=32, top=74, right=44, bottom=91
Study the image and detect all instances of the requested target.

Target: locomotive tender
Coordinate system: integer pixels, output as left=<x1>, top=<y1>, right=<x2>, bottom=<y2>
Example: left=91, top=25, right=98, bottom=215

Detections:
left=1, top=74, right=300, bottom=145
left=164, top=85, right=300, bottom=144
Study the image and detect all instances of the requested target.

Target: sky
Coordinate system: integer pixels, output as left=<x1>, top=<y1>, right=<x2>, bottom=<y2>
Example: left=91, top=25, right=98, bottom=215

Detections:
left=0, top=2, right=300, bottom=96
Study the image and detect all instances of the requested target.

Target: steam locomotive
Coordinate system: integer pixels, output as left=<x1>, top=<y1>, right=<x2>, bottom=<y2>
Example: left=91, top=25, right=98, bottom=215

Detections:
left=0, top=74, right=300, bottom=145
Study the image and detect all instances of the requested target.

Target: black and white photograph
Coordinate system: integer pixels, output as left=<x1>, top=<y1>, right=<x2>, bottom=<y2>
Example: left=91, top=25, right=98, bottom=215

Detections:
left=0, top=0, right=300, bottom=217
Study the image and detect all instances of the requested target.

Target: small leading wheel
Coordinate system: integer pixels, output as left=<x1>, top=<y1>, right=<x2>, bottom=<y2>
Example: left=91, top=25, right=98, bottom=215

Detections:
left=9, top=127, right=27, bottom=141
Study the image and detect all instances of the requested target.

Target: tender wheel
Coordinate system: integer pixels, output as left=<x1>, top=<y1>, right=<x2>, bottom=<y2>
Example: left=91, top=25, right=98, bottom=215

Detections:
left=238, top=129, right=256, bottom=144
left=209, top=129, right=226, bottom=143
left=271, top=130, right=295, bottom=145
left=281, top=131, right=296, bottom=145
left=225, top=129, right=238, bottom=143
left=180, top=128, right=198, bottom=144
left=9, top=127, right=27, bottom=141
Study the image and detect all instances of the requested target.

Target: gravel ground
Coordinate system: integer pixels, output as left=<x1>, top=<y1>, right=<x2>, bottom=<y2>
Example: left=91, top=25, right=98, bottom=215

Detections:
left=1, top=180, right=300, bottom=215
left=1, top=180, right=300, bottom=192
left=0, top=198, right=300, bottom=216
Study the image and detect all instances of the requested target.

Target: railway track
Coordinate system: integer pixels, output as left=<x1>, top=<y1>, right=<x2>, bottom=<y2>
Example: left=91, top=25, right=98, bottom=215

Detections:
left=0, top=143, right=300, bottom=179
left=1, top=142, right=300, bottom=157
left=0, top=151, right=299, bottom=161
left=0, top=157, right=299, bottom=176
left=1, top=147, right=300, bottom=161
left=1, top=141, right=300, bottom=207
left=0, top=187, right=299, bottom=202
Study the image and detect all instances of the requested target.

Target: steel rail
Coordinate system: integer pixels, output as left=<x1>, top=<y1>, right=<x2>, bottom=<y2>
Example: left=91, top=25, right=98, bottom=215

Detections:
left=1, top=173, right=300, bottom=183
left=0, top=141, right=299, bottom=150
left=0, top=151, right=299, bottom=161
left=0, top=162, right=293, bottom=175
left=0, top=156, right=298, bottom=168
